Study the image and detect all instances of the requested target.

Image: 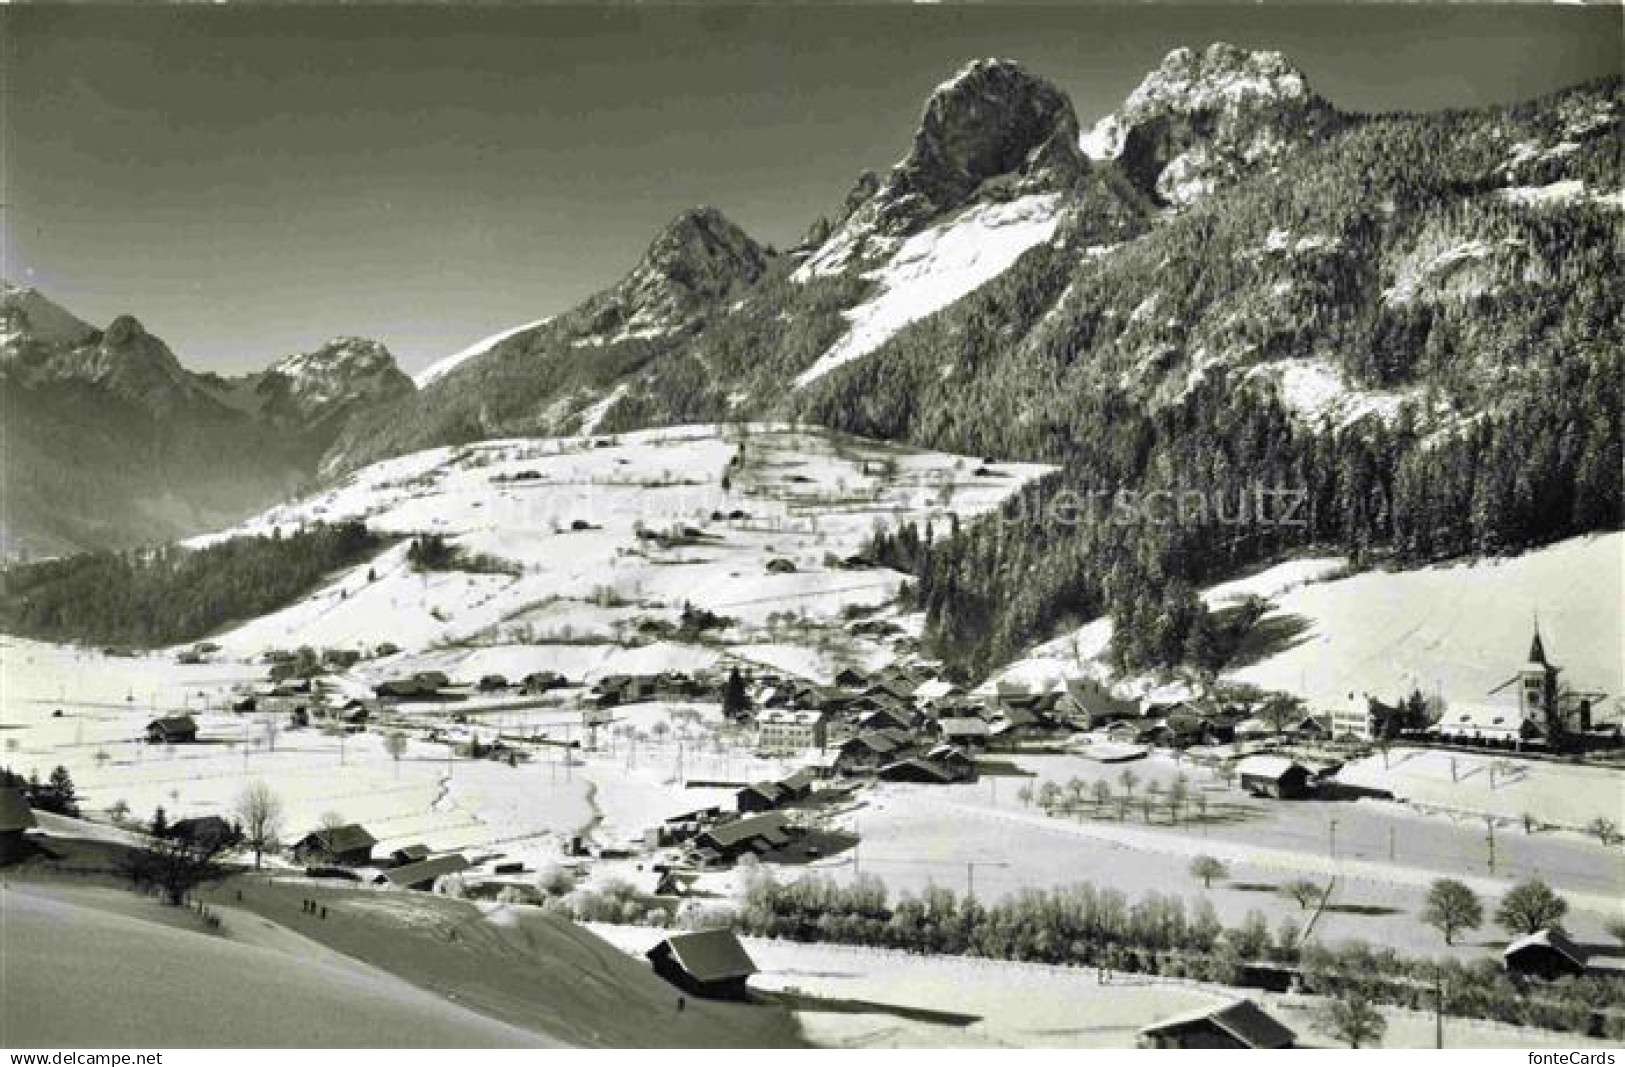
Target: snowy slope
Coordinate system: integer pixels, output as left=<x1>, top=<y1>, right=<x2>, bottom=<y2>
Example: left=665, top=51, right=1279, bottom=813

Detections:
left=985, top=534, right=1622, bottom=716
left=414, top=318, right=553, bottom=388
left=1228, top=533, right=1623, bottom=710
left=187, top=424, right=1051, bottom=656
left=794, top=194, right=1064, bottom=387
left=0, top=885, right=553, bottom=1047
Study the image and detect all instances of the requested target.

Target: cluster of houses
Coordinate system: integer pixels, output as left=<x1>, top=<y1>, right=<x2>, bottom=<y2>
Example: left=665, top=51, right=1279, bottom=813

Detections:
left=288, top=821, right=474, bottom=890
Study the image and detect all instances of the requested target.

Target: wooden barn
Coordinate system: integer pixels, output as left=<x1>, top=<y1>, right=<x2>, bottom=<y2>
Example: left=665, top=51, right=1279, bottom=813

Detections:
left=645, top=929, right=758, bottom=1000
left=375, top=853, right=469, bottom=891
left=1503, top=928, right=1588, bottom=981
left=1137, top=999, right=1296, bottom=1049
left=0, top=788, right=38, bottom=865
left=291, top=823, right=377, bottom=866
left=1235, top=755, right=1313, bottom=799
left=168, top=815, right=236, bottom=849
left=145, top=715, right=198, bottom=745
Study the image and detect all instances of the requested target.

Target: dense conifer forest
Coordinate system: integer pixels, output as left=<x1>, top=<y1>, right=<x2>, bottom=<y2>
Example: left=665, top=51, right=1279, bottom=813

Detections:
left=0, top=521, right=384, bottom=647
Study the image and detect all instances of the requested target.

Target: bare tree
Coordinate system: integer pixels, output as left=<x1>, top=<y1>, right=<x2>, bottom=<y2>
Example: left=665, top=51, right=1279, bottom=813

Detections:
left=234, top=781, right=284, bottom=870
left=1280, top=878, right=1324, bottom=911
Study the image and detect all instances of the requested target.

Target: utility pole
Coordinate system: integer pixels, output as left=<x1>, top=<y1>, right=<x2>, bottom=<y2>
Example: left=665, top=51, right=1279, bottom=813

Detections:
left=1328, top=818, right=1339, bottom=859
left=1388, top=826, right=1396, bottom=862
left=1434, top=970, right=1445, bottom=1049
left=1486, top=817, right=1496, bottom=874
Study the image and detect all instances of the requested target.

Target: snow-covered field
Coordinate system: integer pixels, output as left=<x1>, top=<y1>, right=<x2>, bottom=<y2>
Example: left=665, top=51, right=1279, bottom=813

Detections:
left=185, top=423, right=1050, bottom=656
left=784, top=754, right=1621, bottom=960
left=588, top=924, right=1616, bottom=1049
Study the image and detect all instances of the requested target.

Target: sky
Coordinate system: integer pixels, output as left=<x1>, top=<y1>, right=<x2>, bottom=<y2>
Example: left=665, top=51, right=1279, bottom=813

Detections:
left=4, top=3, right=1620, bottom=376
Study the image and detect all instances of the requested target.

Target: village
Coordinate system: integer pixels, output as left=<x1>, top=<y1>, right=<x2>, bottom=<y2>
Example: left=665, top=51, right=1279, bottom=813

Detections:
left=1, top=426, right=1620, bottom=1048
left=4, top=606, right=1623, bottom=1047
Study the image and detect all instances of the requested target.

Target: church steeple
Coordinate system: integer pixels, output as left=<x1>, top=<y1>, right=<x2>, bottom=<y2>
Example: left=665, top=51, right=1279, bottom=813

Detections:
left=1528, top=627, right=1548, bottom=667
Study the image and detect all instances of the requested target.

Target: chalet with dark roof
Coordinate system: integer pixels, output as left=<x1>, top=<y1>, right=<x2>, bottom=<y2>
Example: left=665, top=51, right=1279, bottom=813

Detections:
left=145, top=715, right=198, bottom=745
left=169, top=815, right=236, bottom=849
left=0, top=788, right=37, bottom=864
left=646, top=929, right=758, bottom=1000
left=376, top=853, right=470, bottom=891
left=291, top=823, right=376, bottom=866
left=690, top=811, right=794, bottom=866
left=1138, top=999, right=1296, bottom=1050
left=1504, top=928, right=1588, bottom=980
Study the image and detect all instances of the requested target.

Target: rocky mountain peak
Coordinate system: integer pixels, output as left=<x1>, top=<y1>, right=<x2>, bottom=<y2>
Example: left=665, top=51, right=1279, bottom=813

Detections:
left=897, top=58, right=1086, bottom=208
left=1085, top=42, right=1339, bottom=207
left=260, top=335, right=414, bottom=425
left=0, top=282, right=97, bottom=356
left=639, top=206, right=771, bottom=299
left=570, top=206, right=771, bottom=342
left=797, top=58, right=1090, bottom=277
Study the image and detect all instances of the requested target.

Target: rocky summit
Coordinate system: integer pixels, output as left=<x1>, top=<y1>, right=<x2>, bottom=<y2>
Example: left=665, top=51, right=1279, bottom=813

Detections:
left=1096, top=42, right=1341, bottom=205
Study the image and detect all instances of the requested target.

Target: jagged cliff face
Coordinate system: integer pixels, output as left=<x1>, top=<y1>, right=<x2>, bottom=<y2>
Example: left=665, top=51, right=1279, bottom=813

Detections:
left=575, top=206, right=771, bottom=343
left=799, top=58, right=1096, bottom=277
left=1084, top=43, right=1341, bottom=206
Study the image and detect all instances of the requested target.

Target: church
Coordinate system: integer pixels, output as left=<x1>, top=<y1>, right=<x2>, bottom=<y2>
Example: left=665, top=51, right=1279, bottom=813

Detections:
left=1436, top=627, right=1601, bottom=748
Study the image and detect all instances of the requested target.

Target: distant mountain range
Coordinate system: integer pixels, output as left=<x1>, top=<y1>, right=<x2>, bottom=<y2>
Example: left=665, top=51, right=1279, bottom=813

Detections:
left=0, top=284, right=412, bottom=557
left=6, top=44, right=1619, bottom=569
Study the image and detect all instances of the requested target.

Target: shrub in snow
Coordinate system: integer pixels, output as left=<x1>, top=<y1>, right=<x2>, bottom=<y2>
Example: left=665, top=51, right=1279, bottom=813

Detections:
left=433, top=873, right=468, bottom=899
left=533, top=860, right=577, bottom=898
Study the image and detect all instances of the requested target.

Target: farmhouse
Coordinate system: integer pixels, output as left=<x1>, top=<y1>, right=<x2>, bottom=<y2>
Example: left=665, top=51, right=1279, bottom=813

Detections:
left=1235, top=756, right=1312, bottom=799
left=735, top=769, right=815, bottom=814
left=878, top=758, right=958, bottom=785
left=691, top=811, right=795, bottom=866
left=375, top=678, right=432, bottom=700
left=389, top=844, right=432, bottom=866
left=0, top=788, right=37, bottom=864
left=856, top=705, right=915, bottom=732
left=376, top=853, right=470, bottom=891
left=1332, top=691, right=1380, bottom=741
left=735, top=781, right=789, bottom=814
left=1137, top=999, right=1296, bottom=1050
left=646, top=929, right=758, bottom=1000
left=1062, top=678, right=1141, bottom=727
left=145, top=715, right=198, bottom=745
left=291, top=823, right=377, bottom=866
left=935, top=716, right=991, bottom=748
left=1504, top=928, right=1588, bottom=980
left=755, top=709, right=827, bottom=753
left=168, top=815, right=236, bottom=849
left=521, top=670, right=569, bottom=693
left=833, top=730, right=909, bottom=774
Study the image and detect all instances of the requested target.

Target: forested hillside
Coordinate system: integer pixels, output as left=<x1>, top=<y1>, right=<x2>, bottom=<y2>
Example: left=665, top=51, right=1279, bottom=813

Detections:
left=814, top=81, right=1622, bottom=675
left=0, top=521, right=384, bottom=646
